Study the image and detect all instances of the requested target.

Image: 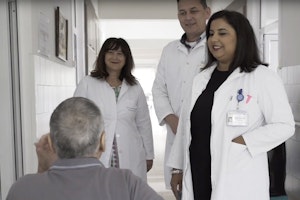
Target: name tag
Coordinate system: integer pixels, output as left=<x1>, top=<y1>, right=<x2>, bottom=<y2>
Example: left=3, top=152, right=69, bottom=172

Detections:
left=227, top=110, right=248, bottom=126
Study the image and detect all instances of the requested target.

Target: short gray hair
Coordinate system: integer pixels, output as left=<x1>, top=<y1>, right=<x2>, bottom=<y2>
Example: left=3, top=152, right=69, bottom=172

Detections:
left=50, top=97, right=104, bottom=158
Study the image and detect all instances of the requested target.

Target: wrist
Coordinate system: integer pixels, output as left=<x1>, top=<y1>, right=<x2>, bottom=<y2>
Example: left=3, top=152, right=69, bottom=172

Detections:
left=171, top=168, right=183, bottom=175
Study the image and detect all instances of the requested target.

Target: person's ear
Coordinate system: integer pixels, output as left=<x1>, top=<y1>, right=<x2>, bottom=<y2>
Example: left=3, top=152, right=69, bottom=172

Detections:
left=47, top=133, right=56, bottom=153
left=99, top=131, right=105, bottom=152
left=205, top=6, right=211, bottom=19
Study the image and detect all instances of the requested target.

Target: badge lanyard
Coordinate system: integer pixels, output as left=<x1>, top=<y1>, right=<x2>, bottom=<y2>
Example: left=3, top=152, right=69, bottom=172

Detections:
left=236, top=89, right=244, bottom=110
left=226, top=88, right=248, bottom=127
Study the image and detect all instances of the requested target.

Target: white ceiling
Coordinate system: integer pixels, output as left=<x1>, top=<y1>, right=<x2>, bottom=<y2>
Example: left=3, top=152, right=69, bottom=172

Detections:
left=98, top=0, right=177, bottom=19
left=99, top=19, right=183, bottom=67
left=98, top=1, right=182, bottom=69
left=97, top=0, right=230, bottom=69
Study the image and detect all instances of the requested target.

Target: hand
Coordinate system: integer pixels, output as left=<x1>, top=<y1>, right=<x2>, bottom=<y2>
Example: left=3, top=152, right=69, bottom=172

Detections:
left=170, top=173, right=183, bottom=200
left=146, top=160, right=153, bottom=172
left=34, top=133, right=57, bottom=173
left=164, top=114, right=179, bottom=135
left=232, top=135, right=246, bottom=145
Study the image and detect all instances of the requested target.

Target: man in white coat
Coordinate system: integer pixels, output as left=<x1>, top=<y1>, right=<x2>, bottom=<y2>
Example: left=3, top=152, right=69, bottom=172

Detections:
left=151, top=0, right=211, bottom=189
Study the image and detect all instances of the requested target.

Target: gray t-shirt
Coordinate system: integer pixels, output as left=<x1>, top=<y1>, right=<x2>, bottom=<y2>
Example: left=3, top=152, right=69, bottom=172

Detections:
left=6, top=157, right=163, bottom=200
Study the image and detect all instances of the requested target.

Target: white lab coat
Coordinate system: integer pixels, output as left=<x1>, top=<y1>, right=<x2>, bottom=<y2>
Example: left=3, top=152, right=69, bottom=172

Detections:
left=168, top=64, right=295, bottom=200
left=152, top=35, right=207, bottom=187
left=74, top=76, right=154, bottom=182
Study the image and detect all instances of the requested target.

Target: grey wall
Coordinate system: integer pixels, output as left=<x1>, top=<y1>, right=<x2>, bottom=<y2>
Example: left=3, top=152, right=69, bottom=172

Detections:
left=279, top=66, right=300, bottom=200
left=279, top=1, right=300, bottom=199
left=279, top=1, right=300, bottom=67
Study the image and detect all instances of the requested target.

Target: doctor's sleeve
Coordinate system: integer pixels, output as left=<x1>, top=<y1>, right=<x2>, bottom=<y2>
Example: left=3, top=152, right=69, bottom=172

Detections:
left=151, top=49, right=175, bottom=126
left=243, top=69, right=295, bottom=157
left=166, top=112, right=185, bottom=170
left=135, top=85, right=155, bottom=160
left=166, top=94, right=191, bottom=170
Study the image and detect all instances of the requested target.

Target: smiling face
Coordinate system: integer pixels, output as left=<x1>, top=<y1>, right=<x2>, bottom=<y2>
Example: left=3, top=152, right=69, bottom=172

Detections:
left=177, top=0, right=210, bottom=42
left=207, top=18, right=237, bottom=71
left=104, top=48, right=126, bottom=74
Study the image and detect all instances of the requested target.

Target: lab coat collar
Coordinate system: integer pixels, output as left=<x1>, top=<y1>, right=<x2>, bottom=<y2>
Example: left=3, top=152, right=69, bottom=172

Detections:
left=117, top=80, right=129, bottom=101
left=201, top=63, right=245, bottom=82
left=179, top=32, right=205, bottom=48
left=177, top=32, right=206, bottom=54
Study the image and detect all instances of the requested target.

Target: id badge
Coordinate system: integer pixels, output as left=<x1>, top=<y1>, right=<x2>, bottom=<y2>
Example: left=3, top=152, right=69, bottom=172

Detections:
left=227, top=110, right=248, bottom=126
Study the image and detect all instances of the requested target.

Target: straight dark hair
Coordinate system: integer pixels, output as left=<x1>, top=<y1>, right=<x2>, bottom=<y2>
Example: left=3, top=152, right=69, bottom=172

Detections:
left=91, top=37, right=137, bottom=85
left=204, top=10, right=268, bottom=72
left=176, top=0, right=208, bottom=8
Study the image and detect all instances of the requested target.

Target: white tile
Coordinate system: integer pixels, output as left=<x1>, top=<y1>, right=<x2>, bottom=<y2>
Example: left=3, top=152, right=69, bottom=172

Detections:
left=61, top=66, right=76, bottom=86
left=35, top=85, right=45, bottom=114
left=43, top=86, right=51, bottom=112
left=35, top=113, right=51, bottom=138
left=34, top=55, right=41, bottom=85
left=46, top=60, right=54, bottom=85
left=285, top=85, right=300, bottom=104
left=290, top=103, right=300, bottom=123
left=278, top=67, right=288, bottom=84
left=287, top=65, right=300, bottom=84
left=40, top=57, right=47, bottom=85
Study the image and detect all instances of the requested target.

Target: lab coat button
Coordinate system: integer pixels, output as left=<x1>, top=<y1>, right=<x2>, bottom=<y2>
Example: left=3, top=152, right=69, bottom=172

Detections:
left=116, top=134, right=120, bottom=137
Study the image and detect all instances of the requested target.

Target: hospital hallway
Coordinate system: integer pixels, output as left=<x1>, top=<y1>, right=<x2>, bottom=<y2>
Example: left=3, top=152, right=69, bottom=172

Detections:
left=145, top=118, right=174, bottom=199
left=1, top=0, right=300, bottom=199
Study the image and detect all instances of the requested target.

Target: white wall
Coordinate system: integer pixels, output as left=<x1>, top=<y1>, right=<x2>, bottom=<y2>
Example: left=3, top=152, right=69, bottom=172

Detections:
left=279, top=1, right=300, bottom=67
left=17, top=0, right=78, bottom=175
left=0, top=0, right=87, bottom=198
left=210, top=0, right=234, bottom=13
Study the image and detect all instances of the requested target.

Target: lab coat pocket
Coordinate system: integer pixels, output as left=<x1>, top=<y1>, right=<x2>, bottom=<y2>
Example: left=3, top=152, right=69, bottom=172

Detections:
left=227, top=142, right=252, bottom=173
left=119, top=100, right=137, bottom=120
left=127, top=105, right=137, bottom=111
left=126, top=99, right=138, bottom=111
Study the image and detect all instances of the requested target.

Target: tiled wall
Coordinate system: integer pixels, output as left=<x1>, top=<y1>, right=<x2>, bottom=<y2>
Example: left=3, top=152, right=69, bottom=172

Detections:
left=34, top=55, right=76, bottom=138
left=278, top=66, right=300, bottom=200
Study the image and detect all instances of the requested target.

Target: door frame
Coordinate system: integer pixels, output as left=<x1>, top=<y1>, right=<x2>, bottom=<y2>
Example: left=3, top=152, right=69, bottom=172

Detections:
left=0, top=0, right=23, bottom=198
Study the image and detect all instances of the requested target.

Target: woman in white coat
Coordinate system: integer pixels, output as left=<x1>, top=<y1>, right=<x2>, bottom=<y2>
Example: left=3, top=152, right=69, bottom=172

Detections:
left=168, top=10, right=295, bottom=200
left=74, top=38, right=154, bottom=182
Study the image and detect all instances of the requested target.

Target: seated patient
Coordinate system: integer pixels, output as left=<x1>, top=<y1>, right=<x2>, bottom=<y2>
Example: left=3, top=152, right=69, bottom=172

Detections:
left=6, top=97, right=163, bottom=200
